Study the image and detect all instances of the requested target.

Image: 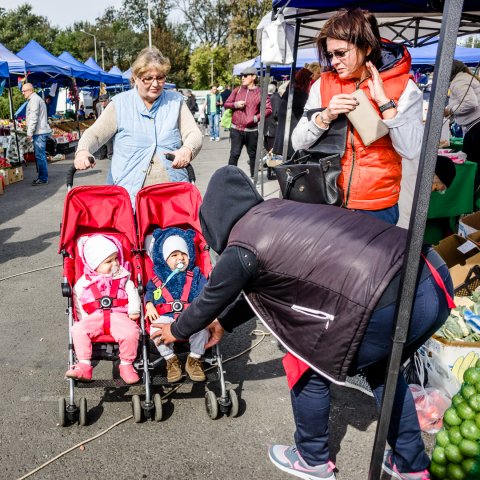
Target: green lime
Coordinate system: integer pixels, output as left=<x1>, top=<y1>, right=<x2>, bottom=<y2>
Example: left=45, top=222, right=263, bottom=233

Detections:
left=436, top=429, right=450, bottom=448
left=464, top=367, right=480, bottom=385
left=476, top=412, right=480, bottom=429
left=445, top=443, right=464, bottom=463
left=430, top=461, right=447, bottom=479
left=449, top=426, right=464, bottom=445
left=462, top=458, right=476, bottom=474
left=475, top=381, right=480, bottom=394
left=457, top=402, right=477, bottom=420
left=447, top=462, right=467, bottom=479
left=459, top=438, right=480, bottom=458
left=468, top=393, right=480, bottom=412
left=477, top=358, right=480, bottom=368
left=462, top=384, right=477, bottom=400
left=460, top=419, right=480, bottom=441
left=444, top=407, right=463, bottom=427
left=432, top=446, right=447, bottom=465
left=453, top=393, right=466, bottom=408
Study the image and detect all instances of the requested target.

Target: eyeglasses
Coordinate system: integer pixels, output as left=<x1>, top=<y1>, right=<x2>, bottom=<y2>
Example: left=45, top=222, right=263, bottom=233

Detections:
left=140, top=75, right=166, bottom=85
left=21, top=88, right=33, bottom=94
left=325, top=47, right=355, bottom=61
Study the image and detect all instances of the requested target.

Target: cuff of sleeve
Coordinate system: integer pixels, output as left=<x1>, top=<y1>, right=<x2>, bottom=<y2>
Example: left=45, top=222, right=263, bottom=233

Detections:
left=309, top=112, right=329, bottom=132
left=170, top=321, right=189, bottom=341
left=382, top=113, right=408, bottom=129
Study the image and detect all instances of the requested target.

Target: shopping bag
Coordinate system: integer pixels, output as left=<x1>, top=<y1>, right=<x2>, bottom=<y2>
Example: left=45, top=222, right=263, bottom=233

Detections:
left=260, top=13, right=295, bottom=65
left=220, top=109, right=233, bottom=129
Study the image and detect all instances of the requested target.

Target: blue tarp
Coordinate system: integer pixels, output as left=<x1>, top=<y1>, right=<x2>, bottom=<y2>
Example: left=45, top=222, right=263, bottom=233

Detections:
left=410, top=43, right=480, bottom=66
left=84, top=57, right=124, bottom=85
left=272, top=0, right=478, bottom=10
left=0, top=43, right=26, bottom=75
left=58, top=52, right=102, bottom=83
left=108, top=66, right=130, bottom=86
left=0, top=60, right=8, bottom=79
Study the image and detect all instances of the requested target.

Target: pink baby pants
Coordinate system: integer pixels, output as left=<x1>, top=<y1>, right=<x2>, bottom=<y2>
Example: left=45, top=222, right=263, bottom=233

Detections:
left=72, top=312, right=140, bottom=362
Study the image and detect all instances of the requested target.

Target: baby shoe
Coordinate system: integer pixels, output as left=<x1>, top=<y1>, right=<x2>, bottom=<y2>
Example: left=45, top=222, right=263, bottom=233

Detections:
left=119, top=364, right=141, bottom=384
left=185, top=355, right=207, bottom=382
left=166, top=355, right=183, bottom=383
left=65, top=363, right=93, bottom=382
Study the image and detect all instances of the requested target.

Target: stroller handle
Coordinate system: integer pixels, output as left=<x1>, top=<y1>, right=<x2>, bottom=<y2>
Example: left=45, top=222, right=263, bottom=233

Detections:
left=66, top=155, right=95, bottom=189
left=165, top=153, right=196, bottom=183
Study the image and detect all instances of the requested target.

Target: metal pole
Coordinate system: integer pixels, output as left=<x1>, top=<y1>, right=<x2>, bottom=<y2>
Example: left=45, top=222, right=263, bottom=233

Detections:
left=94, top=35, right=97, bottom=63
left=253, top=64, right=271, bottom=193
left=210, top=58, right=214, bottom=86
left=282, top=18, right=300, bottom=161
left=101, top=47, right=105, bottom=71
left=147, top=0, right=152, bottom=48
left=367, top=1, right=464, bottom=478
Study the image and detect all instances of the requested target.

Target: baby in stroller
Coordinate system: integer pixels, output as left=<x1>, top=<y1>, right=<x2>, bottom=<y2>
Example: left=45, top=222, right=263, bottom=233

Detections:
left=145, top=227, right=209, bottom=383
left=65, top=234, right=142, bottom=384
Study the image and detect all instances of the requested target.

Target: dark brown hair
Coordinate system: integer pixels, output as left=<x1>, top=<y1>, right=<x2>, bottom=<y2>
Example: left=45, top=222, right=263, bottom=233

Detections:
left=316, top=8, right=382, bottom=69
left=294, top=67, right=313, bottom=92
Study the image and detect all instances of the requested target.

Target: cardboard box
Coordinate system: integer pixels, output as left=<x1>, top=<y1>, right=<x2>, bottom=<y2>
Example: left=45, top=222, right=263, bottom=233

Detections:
left=434, top=234, right=480, bottom=288
left=0, top=174, right=4, bottom=194
left=0, top=168, right=9, bottom=185
left=7, top=166, right=23, bottom=185
left=458, top=211, right=480, bottom=238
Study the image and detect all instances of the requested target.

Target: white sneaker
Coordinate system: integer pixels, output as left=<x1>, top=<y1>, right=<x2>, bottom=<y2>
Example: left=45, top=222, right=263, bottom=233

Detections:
left=215, top=138, right=220, bottom=142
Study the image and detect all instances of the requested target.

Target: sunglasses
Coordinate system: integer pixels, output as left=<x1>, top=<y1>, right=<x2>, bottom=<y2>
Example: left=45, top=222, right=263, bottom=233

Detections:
left=140, top=75, right=166, bottom=85
left=241, top=74, right=254, bottom=78
left=325, top=47, right=355, bottom=61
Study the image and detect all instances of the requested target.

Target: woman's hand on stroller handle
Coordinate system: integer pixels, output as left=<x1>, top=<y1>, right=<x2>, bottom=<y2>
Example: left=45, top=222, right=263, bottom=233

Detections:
left=164, top=147, right=192, bottom=169
left=74, top=150, right=96, bottom=170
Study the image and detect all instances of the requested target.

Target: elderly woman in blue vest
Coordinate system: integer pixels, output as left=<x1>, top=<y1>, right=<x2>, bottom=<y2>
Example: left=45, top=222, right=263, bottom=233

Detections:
left=74, top=47, right=203, bottom=205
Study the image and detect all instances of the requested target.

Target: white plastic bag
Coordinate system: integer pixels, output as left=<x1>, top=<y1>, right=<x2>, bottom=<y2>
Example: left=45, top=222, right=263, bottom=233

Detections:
left=260, top=13, right=295, bottom=65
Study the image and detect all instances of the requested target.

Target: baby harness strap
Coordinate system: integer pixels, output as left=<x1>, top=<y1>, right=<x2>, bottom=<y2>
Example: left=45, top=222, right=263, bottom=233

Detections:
left=152, top=271, right=194, bottom=319
left=82, top=277, right=128, bottom=335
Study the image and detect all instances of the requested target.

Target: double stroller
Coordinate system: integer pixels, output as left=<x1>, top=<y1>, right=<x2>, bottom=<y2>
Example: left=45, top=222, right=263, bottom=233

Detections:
left=58, top=175, right=239, bottom=426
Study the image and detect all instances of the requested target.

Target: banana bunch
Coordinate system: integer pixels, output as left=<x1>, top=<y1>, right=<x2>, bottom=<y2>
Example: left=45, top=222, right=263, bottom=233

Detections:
left=452, top=352, right=480, bottom=382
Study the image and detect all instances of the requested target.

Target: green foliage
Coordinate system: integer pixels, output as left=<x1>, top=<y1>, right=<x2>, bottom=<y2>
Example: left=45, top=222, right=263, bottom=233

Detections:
left=188, top=45, right=232, bottom=89
left=0, top=86, right=25, bottom=120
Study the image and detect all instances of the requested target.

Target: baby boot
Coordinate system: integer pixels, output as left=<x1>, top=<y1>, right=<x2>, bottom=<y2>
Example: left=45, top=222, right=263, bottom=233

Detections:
left=185, top=355, right=206, bottom=382
left=65, top=363, right=93, bottom=382
left=119, top=364, right=140, bottom=385
left=166, top=355, right=183, bottom=383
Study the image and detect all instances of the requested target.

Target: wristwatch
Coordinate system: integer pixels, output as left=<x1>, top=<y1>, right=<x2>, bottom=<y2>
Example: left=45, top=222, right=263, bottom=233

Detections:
left=379, top=99, right=397, bottom=113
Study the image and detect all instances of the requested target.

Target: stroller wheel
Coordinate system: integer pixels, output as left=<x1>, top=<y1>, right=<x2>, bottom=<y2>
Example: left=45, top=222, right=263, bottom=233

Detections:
left=132, top=394, right=143, bottom=423
left=227, top=389, right=239, bottom=418
left=153, top=393, right=163, bottom=422
left=205, top=390, right=219, bottom=420
left=58, top=397, right=67, bottom=427
left=78, top=397, right=87, bottom=426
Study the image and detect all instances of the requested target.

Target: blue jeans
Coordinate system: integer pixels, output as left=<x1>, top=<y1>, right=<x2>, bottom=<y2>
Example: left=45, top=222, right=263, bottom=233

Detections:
left=290, top=264, right=452, bottom=472
left=208, top=113, right=219, bottom=140
left=33, top=133, right=49, bottom=182
left=356, top=204, right=399, bottom=225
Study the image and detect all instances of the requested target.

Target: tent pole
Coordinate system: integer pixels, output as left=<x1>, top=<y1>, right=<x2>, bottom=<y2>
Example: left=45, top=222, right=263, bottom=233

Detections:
left=367, top=1, right=464, bottom=478
left=282, top=18, right=300, bottom=160
left=7, top=77, right=23, bottom=167
left=253, top=63, right=271, bottom=193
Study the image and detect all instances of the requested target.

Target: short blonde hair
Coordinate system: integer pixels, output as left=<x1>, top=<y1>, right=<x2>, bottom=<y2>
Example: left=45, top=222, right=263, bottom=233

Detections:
left=131, top=46, right=171, bottom=83
left=306, top=62, right=321, bottom=76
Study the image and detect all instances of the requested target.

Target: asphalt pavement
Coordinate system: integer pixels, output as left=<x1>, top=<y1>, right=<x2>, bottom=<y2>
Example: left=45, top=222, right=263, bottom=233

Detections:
left=0, top=130, right=413, bottom=480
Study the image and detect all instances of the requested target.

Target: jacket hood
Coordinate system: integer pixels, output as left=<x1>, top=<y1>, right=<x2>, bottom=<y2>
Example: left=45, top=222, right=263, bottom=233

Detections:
left=377, top=40, right=412, bottom=80
left=77, top=234, right=126, bottom=277
left=200, top=166, right=264, bottom=254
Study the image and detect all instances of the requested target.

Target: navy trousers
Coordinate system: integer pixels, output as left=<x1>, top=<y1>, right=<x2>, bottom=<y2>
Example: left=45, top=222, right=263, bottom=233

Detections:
left=290, top=263, right=452, bottom=472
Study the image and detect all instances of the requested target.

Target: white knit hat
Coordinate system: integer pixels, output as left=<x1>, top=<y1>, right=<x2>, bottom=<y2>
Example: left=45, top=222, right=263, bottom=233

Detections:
left=83, top=235, right=118, bottom=270
left=162, top=235, right=189, bottom=262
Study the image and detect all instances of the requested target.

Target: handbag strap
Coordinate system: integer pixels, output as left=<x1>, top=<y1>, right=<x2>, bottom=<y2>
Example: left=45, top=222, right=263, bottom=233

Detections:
left=284, top=169, right=308, bottom=199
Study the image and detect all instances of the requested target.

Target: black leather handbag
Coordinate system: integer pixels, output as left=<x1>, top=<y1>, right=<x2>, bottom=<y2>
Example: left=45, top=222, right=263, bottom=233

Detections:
left=274, top=110, right=348, bottom=205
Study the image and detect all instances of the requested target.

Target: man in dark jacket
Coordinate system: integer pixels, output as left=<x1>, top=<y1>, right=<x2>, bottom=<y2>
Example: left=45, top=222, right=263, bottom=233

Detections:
left=223, top=67, right=272, bottom=178
left=185, top=90, right=198, bottom=117
left=264, top=83, right=282, bottom=152
left=152, top=165, right=452, bottom=480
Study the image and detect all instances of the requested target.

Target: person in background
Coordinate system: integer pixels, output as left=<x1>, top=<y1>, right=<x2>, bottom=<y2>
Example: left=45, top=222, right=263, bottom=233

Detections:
left=306, top=61, right=322, bottom=90
left=223, top=67, right=272, bottom=179
left=22, top=83, right=52, bottom=186
left=264, top=83, right=282, bottom=152
left=94, top=94, right=113, bottom=160
left=78, top=104, right=86, bottom=120
left=219, top=85, right=231, bottom=107
left=445, top=59, right=480, bottom=188
left=273, top=67, right=312, bottom=158
left=185, top=90, right=198, bottom=117
left=206, top=85, right=222, bottom=142
left=292, top=8, right=423, bottom=226
left=73, top=47, right=202, bottom=206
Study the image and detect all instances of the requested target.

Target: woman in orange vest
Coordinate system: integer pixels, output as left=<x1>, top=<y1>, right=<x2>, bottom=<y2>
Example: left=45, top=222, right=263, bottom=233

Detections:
left=292, top=8, right=423, bottom=225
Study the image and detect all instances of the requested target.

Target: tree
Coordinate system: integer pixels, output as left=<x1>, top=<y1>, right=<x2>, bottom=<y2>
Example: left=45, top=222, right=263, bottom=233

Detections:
left=0, top=4, right=58, bottom=53
left=178, top=0, right=232, bottom=47
left=188, top=45, right=232, bottom=89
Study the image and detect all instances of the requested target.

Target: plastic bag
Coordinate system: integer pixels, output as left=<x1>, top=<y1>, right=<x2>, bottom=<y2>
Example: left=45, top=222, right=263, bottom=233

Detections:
left=220, top=109, right=233, bottom=129
left=409, top=353, right=451, bottom=433
left=260, top=13, right=295, bottom=65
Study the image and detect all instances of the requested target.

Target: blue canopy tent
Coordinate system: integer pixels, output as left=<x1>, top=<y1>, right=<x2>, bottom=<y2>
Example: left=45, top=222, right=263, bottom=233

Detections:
left=410, top=42, right=480, bottom=66
left=57, top=52, right=102, bottom=84
left=121, top=67, right=176, bottom=89
left=0, top=43, right=26, bottom=77
left=254, top=2, right=480, bottom=479
left=108, top=65, right=130, bottom=87
left=84, top=57, right=124, bottom=85
left=0, top=60, right=8, bottom=79
left=17, top=40, right=73, bottom=85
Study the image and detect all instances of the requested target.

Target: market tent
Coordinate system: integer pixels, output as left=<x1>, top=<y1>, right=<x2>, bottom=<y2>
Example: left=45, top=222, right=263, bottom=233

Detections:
left=84, top=57, right=124, bottom=85
left=17, top=40, right=73, bottom=84
left=57, top=52, right=102, bottom=84
left=121, top=67, right=176, bottom=89
left=0, top=60, right=9, bottom=79
left=410, top=42, right=480, bottom=65
left=108, top=66, right=130, bottom=86
left=233, top=58, right=258, bottom=75
left=0, top=42, right=26, bottom=75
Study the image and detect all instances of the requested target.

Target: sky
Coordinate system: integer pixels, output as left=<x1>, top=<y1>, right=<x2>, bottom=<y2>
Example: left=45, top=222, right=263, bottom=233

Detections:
left=1, top=0, right=124, bottom=29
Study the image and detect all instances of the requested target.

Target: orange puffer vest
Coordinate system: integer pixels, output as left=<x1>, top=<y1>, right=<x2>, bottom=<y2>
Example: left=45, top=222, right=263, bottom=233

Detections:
left=320, top=43, right=412, bottom=210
